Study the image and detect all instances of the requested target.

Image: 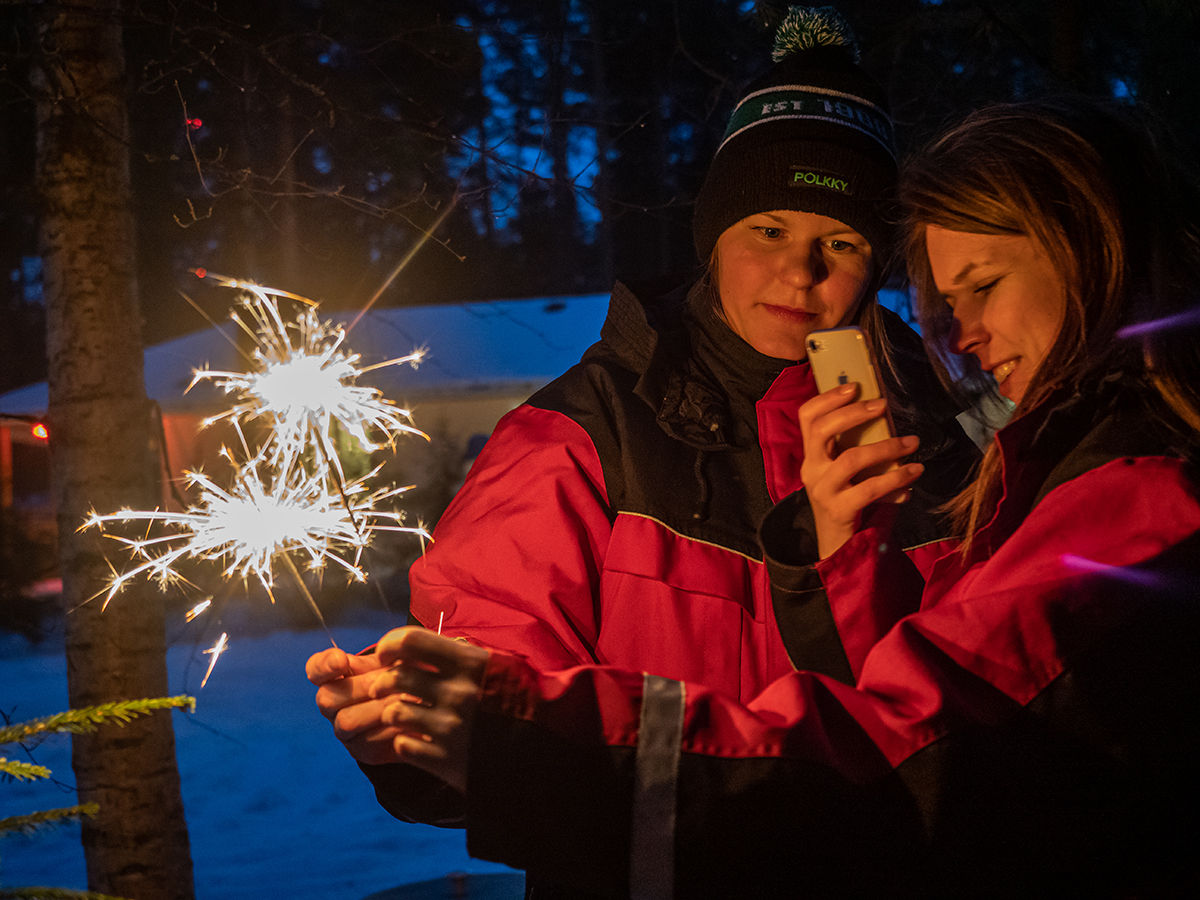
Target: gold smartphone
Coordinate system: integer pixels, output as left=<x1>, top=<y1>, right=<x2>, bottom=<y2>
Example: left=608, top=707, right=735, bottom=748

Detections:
left=806, top=326, right=897, bottom=478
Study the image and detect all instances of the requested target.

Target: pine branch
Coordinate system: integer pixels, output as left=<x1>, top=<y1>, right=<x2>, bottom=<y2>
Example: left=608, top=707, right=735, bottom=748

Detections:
left=0, top=697, right=195, bottom=745
left=0, top=803, right=99, bottom=836
left=0, top=698, right=193, bottom=896
left=0, top=757, right=51, bottom=781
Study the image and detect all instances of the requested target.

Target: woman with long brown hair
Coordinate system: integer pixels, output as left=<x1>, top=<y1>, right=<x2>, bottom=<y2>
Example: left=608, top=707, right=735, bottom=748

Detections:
left=903, top=98, right=1200, bottom=542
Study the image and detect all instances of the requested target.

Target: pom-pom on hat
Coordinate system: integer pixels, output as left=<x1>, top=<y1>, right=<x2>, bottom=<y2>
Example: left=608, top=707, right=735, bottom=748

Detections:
left=692, top=5, right=897, bottom=264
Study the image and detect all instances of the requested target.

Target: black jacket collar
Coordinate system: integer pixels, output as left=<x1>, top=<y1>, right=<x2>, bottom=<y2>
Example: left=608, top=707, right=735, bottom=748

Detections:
left=600, top=278, right=793, bottom=450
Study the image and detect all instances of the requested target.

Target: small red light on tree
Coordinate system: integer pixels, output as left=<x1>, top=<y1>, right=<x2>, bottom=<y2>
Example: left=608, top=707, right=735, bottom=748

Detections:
left=193, top=267, right=207, bottom=279
left=187, top=117, right=203, bottom=130
left=32, top=423, right=49, bottom=440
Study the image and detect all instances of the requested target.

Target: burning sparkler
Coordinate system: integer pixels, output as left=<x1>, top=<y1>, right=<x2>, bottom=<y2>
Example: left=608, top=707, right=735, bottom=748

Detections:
left=188, top=270, right=429, bottom=477
left=84, top=273, right=435, bottom=683
left=82, top=452, right=428, bottom=609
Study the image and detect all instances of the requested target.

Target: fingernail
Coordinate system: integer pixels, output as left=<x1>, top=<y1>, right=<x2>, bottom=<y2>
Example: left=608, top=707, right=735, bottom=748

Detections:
left=838, top=383, right=856, bottom=395
left=901, top=435, right=919, bottom=450
left=866, top=399, right=886, bottom=412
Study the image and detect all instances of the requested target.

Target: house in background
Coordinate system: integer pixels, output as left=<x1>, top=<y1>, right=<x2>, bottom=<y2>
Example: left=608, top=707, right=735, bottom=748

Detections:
left=0, top=292, right=610, bottom=600
left=0, top=413, right=54, bottom=601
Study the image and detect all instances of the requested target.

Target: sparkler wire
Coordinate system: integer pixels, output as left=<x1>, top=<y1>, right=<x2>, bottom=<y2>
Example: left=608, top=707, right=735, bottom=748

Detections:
left=347, top=198, right=458, bottom=334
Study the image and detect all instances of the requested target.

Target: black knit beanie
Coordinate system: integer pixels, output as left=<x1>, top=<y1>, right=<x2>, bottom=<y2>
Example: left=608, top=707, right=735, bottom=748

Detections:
left=692, top=6, right=897, bottom=264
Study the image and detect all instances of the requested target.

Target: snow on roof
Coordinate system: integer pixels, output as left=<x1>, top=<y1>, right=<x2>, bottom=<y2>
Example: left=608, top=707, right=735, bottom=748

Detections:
left=0, top=293, right=611, bottom=417
left=0, top=382, right=46, bottom=418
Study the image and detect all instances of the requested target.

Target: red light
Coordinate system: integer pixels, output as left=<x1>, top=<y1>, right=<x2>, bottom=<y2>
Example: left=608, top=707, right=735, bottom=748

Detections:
left=187, top=117, right=203, bottom=130
left=193, top=267, right=207, bottom=279
left=31, top=423, right=48, bottom=440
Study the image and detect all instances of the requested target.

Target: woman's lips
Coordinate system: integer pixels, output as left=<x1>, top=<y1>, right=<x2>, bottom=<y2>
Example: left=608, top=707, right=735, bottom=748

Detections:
left=762, top=304, right=817, bottom=323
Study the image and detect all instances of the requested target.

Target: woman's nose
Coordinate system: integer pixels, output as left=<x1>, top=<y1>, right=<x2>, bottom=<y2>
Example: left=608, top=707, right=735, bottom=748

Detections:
left=950, top=298, right=987, bottom=356
left=779, top=246, right=821, bottom=288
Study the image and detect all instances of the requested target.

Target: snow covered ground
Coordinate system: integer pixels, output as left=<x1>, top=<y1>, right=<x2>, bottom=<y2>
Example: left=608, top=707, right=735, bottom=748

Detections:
left=0, top=621, right=522, bottom=898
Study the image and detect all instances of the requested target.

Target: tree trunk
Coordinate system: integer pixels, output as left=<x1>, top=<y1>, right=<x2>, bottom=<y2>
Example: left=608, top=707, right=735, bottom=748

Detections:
left=33, top=0, right=195, bottom=896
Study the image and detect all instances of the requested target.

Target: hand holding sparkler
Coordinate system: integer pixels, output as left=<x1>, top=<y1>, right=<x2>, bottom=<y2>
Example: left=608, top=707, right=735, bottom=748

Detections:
left=308, top=645, right=401, bottom=767
left=307, top=624, right=486, bottom=790
left=364, top=627, right=487, bottom=794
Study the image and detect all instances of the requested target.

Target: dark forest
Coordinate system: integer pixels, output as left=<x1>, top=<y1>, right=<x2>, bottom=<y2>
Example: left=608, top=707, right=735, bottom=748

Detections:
left=2, top=0, right=1197, bottom=393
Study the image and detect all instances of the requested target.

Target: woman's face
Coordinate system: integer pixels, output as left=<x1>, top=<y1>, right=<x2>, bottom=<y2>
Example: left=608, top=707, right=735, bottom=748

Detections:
left=715, top=209, right=873, bottom=361
left=925, top=225, right=1068, bottom=404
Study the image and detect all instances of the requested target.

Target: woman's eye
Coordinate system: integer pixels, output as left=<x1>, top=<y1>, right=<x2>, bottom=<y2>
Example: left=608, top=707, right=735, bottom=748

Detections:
left=826, top=239, right=855, bottom=252
left=752, top=226, right=784, bottom=239
left=974, top=278, right=999, bottom=295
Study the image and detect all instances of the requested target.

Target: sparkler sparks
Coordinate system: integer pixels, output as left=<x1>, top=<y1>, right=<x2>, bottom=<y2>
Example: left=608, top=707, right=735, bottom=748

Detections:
left=186, top=599, right=213, bottom=622
left=188, top=271, right=429, bottom=473
left=202, top=633, right=229, bottom=688
left=84, top=273, right=435, bottom=684
left=82, top=456, right=428, bottom=608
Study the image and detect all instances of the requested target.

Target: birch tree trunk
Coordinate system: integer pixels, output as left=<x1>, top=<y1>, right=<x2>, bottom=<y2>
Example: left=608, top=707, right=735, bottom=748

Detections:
left=33, top=0, right=195, bottom=895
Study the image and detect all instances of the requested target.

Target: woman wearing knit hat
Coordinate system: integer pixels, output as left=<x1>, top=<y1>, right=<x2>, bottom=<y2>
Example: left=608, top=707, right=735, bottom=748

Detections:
left=308, top=7, right=976, bottom=893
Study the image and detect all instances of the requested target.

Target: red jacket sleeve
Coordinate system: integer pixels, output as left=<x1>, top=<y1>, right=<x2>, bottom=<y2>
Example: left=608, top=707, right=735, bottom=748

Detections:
left=408, top=404, right=613, bottom=669
left=813, top=502, right=955, bottom=680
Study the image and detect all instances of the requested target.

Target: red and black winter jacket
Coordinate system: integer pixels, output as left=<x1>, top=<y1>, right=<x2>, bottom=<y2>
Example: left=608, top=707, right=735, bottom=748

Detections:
left=461, top=377, right=1200, bottom=898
